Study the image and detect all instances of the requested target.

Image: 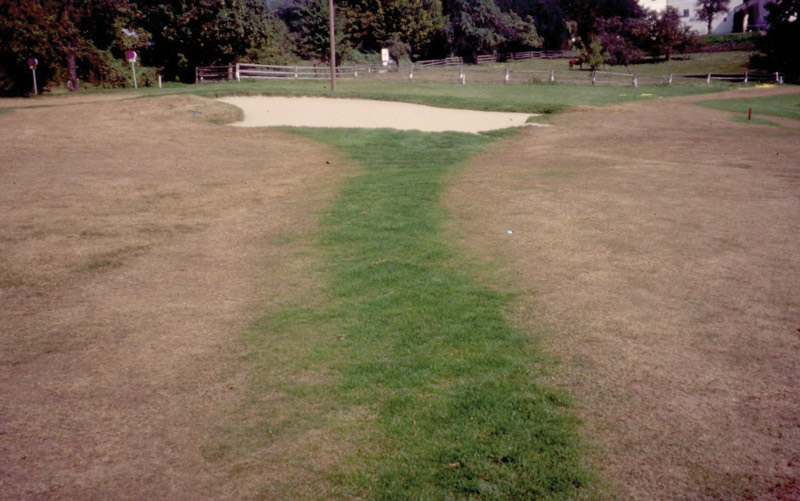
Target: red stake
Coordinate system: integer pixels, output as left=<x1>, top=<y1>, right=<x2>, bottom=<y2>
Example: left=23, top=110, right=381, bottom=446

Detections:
left=748, top=108, right=752, bottom=120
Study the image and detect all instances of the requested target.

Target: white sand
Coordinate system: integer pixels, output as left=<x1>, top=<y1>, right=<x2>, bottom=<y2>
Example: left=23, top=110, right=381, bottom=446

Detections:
left=217, top=96, right=538, bottom=133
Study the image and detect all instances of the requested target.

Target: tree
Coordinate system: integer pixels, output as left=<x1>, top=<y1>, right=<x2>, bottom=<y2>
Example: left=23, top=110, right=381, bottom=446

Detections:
left=757, top=0, right=800, bottom=81
left=448, top=0, right=541, bottom=63
left=695, top=0, right=730, bottom=34
left=558, top=0, right=642, bottom=43
left=139, top=0, right=294, bottom=81
left=494, top=0, right=569, bottom=50
left=374, top=0, right=447, bottom=60
left=596, top=16, right=647, bottom=71
left=385, top=33, right=410, bottom=68
left=578, top=36, right=608, bottom=70
left=651, top=7, right=697, bottom=61
left=0, top=0, right=141, bottom=95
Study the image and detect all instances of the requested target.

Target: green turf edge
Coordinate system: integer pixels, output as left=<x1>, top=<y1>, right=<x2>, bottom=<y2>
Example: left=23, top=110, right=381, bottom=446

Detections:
left=695, top=93, right=800, bottom=121
left=249, top=127, right=600, bottom=499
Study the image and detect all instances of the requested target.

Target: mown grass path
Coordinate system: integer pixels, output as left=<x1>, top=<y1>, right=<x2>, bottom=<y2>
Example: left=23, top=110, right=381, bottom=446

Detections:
left=279, top=128, right=592, bottom=498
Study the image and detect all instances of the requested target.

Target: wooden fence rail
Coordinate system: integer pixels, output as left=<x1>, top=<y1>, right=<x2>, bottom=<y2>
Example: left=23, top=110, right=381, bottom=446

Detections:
left=196, top=62, right=782, bottom=87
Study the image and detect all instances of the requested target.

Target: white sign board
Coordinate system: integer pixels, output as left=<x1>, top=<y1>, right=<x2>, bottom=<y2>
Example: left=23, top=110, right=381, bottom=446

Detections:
left=381, top=48, right=389, bottom=67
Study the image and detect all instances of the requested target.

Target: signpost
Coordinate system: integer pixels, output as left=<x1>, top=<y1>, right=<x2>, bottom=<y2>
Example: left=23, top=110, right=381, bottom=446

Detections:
left=28, top=58, right=38, bottom=95
left=126, top=50, right=138, bottom=89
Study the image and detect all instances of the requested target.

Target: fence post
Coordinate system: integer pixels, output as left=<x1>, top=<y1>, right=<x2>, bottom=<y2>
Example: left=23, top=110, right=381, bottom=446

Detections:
left=775, top=72, right=779, bottom=83
left=294, top=66, right=298, bottom=79
left=744, top=71, right=748, bottom=83
left=409, top=64, right=413, bottom=81
left=228, top=64, right=233, bottom=81
left=591, top=70, right=596, bottom=86
left=632, top=74, right=637, bottom=87
left=235, top=63, right=240, bottom=82
left=706, top=73, right=711, bottom=85
left=505, top=68, right=509, bottom=84
left=668, top=73, right=673, bottom=86
left=550, top=69, right=555, bottom=82
left=459, top=65, right=464, bottom=83
left=460, top=72, right=466, bottom=85
left=354, top=65, right=358, bottom=79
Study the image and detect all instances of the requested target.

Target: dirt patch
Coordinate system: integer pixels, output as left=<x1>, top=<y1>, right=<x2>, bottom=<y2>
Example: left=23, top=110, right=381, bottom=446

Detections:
left=217, top=96, right=539, bottom=133
left=0, top=95, right=346, bottom=498
left=446, top=86, right=800, bottom=499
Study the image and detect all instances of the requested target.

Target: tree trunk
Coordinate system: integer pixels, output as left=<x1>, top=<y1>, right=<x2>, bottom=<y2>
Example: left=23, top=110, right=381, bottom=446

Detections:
left=67, top=53, right=78, bottom=92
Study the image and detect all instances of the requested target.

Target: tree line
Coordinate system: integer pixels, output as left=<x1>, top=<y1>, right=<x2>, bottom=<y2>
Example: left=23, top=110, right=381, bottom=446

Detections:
left=0, top=0, right=797, bottom=96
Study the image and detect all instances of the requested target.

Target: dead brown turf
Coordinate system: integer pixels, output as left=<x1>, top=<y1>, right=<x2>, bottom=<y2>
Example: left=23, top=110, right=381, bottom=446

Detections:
left=446, top=86, right=800, bottom=499
left=0, top=94, right=347, bottom=499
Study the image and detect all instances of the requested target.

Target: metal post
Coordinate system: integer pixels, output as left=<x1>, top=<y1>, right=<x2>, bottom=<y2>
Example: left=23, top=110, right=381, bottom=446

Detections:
left=329, top=0, right=336, bottom=92
left=775, top=72, right=779, bottom=83
left=668, top=73, right=673, bottom=86
left=131, top=61, right=138, bottom=89
left=706, top=73, right=711, bottom=85
left=550, top=69, right=555, bottom=82
left=158, top=75, right=162, bottom=88
left=31, top=68, right=38, bottom=95
left=744, top=71, right=748, bottom=83
left=632, top=74, right=637, bottom=87
left=504, top=68, right=509, bottom=83
left=235, top=63, right=240, bottom=82
left=591, top=70, right=596, bottom=86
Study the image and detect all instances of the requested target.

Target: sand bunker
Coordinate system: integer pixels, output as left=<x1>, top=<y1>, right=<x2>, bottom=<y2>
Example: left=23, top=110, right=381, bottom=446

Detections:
left=217, top=96, right=537, bottom=133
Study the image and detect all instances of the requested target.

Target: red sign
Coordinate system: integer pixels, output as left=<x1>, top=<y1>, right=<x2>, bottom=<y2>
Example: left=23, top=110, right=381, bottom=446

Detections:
left=126, top=50, right=136, bottom=63
left=28, top=58, right=38, bottom=69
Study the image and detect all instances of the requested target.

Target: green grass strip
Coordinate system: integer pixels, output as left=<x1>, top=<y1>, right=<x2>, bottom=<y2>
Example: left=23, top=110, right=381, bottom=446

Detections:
left=291, top=128, right=591, bottom=499
left=697, top=93, right=800, bottom=120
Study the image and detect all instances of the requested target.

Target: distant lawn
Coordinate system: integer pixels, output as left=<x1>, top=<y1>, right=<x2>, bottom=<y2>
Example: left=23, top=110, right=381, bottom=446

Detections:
left=697, top=93, right=800, bottom=120
left=141, top=79, right=725, bottom=115
left=490, top=51, right=758, bottom=76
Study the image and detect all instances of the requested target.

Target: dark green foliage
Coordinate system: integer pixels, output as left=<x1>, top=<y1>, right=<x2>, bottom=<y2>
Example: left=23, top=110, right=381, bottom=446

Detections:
left=0, top=0, right=295, bottom=95
left=756, top=0, right=800, bottom=81
left=559, top=0, right=642, bottom=44
left=590, top=8, right=698, bottom=68
left=281, top=0, right=448, bottom=62
left=596, top=16, right=647, bottom=67
left=138, top=0, right=295, bottom=81
left=0, top=0, right=138, bottom=95
left=448, top=0, right=542, bottom=63
left=495, top=0, right=569, bottom=50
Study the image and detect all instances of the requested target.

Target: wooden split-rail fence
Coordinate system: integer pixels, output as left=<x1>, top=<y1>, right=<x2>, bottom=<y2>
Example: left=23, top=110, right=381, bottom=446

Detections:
left=196, top=55, right=783, bottom=87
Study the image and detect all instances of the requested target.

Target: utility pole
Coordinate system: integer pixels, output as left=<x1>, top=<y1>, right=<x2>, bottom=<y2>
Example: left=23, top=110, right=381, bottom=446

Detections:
left=329, top=0, right=336, bottom=92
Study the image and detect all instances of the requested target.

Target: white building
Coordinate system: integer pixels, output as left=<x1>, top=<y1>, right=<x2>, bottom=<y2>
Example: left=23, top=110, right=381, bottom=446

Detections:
left=637, top=0, right=775, bottom=34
